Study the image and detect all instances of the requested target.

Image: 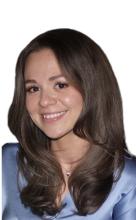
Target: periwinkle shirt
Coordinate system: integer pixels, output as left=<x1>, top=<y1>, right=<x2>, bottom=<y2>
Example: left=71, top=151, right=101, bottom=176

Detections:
left=2, top=143, right=136, bottom=220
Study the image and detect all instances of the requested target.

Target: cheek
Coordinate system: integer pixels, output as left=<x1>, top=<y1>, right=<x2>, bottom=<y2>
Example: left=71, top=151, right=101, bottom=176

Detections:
left=25, top=96, right=36, bottom=113
left=63, top=92, right=83, bottom=110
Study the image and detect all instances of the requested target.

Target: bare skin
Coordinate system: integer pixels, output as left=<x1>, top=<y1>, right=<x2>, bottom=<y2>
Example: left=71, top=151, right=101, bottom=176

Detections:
left=51, top=133, right=90, bottom=174
left=51, top=133, right=90, bottom=204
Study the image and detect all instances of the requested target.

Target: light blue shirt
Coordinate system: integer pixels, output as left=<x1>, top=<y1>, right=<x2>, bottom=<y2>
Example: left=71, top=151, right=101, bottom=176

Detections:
left=2, top=143, right=136, bottom=219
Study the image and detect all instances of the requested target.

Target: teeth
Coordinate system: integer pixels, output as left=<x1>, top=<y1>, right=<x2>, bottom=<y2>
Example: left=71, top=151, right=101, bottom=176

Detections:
left=43, top=111, right=66, bottom=119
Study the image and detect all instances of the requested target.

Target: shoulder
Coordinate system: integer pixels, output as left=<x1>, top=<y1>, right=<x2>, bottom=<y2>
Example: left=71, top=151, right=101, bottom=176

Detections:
left=2, top=143, right=20, bottom=174
left=108, top=155, right=136, bottom=203
left=119, top=155, right=136, bottom=190
left=110, top=155, right=136, bottom=218
left=2, top=143, right=20, bottom=213
left=2, top=142, right=20, bottom=158
left=111, top=154, right=136, bottom=204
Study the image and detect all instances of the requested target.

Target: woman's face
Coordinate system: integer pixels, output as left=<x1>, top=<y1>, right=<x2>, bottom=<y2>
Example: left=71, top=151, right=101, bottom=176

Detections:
left=24, top=48, right=83, bottom=140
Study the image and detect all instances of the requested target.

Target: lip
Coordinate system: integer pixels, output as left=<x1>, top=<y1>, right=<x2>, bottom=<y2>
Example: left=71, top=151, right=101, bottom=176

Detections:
left=41, top=110, right=68, bottom=123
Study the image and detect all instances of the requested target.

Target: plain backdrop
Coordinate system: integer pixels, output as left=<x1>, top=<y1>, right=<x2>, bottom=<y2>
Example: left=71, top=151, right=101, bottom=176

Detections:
left=0, top=1, right=136, bottom=202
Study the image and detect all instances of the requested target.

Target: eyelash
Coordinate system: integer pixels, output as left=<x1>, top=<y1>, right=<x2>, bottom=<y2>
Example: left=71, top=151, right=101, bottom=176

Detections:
left=25, top=82, right=69, bottom=93
left=55, top=82, right=69, bottom=89
left=25, top=86, right=39, bottom=93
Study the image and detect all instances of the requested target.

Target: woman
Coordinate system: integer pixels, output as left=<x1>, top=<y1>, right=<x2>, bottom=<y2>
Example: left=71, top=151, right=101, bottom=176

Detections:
left=3, top=28, right=136, bottom=219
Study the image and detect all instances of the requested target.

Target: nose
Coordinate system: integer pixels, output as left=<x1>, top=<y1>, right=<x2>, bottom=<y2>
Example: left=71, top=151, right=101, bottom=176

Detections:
left=39, top=91, right=57, bottom=107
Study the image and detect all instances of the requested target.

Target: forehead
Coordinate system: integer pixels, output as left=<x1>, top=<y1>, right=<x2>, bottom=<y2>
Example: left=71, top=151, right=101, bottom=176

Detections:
left=24, top=48, right=63, bottom=78
left=24, top=48, right=78, bottom=89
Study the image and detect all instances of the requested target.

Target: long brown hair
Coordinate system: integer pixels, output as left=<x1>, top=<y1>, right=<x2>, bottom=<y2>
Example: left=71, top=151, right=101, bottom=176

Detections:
left=8, top=28, right=128, bottom=216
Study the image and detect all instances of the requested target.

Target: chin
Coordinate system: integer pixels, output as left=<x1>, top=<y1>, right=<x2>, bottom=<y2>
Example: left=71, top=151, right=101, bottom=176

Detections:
left=43, top=133, right=66, bottom=140
left=42, top=129, right=73, bottom=140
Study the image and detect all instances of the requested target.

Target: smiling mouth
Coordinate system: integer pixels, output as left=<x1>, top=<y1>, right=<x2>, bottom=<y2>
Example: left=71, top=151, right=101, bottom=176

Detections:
left=42, top=111, right=67, bottom=122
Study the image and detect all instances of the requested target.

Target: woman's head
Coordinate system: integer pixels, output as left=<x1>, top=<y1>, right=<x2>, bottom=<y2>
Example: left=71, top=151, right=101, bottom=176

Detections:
left=24, top=48, right=83, bottom=140
left=9, top=28, right=125, bottom=148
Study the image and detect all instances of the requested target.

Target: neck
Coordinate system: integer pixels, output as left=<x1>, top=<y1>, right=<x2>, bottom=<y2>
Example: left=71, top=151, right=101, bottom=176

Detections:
left=51, top=132, right=91, bottom=171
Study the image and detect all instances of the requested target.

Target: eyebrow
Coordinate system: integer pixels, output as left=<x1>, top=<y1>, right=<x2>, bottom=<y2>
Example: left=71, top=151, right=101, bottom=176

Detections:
left=49, top=74, right=64, bottom=81
left=25, top=74, right=65, bottom=84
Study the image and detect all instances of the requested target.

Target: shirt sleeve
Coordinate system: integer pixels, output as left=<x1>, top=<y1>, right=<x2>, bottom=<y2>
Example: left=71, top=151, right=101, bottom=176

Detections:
left=113, top=185, right=136, bottom=220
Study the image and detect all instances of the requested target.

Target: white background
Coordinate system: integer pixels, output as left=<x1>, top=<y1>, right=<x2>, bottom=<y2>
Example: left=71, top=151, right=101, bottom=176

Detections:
left=0, top=0, right=136, bottom=196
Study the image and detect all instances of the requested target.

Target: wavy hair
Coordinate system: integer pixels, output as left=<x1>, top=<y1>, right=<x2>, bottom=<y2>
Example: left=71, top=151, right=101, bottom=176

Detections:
left=8, top=28, right=128, bottom=216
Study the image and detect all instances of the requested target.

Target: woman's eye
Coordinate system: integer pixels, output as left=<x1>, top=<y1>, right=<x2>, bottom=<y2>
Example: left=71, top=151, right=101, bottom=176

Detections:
left=55, top=82, right=69, bottom=89
left=26, top=86, right=40, bottom=93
